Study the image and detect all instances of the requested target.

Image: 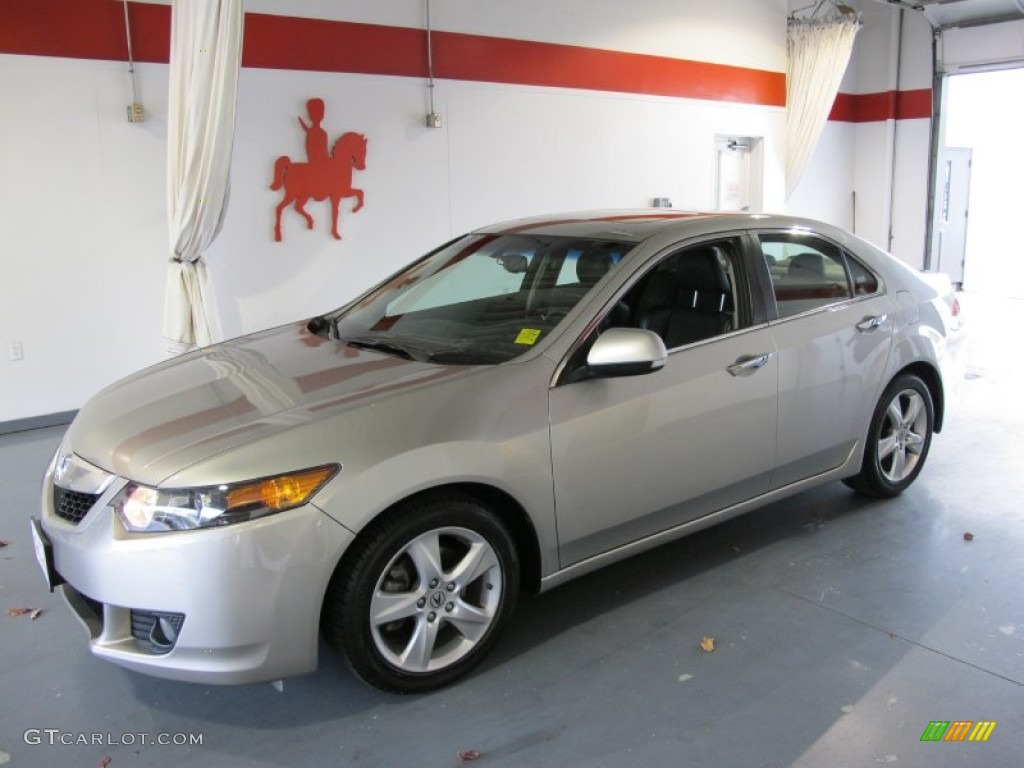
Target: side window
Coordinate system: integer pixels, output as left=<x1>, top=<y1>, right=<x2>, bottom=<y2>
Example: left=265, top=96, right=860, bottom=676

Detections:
left=618, top=239, right=745, bottom=349
left=847, top=254, right=880, bottom=296
left=758, top=234, right=852, bottom=318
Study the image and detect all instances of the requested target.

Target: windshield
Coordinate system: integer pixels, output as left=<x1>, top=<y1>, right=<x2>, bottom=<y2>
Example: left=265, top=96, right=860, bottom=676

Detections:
left=322, top=234, right=627, bottom=364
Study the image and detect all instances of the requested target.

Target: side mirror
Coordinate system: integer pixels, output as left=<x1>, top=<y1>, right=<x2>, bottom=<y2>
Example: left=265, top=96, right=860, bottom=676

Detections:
left=586, top=328, right=667, bottom=377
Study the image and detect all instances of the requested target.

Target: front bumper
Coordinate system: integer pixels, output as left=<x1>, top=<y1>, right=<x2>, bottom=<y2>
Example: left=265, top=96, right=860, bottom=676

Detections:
left=37, top=457, right=354, bottom=684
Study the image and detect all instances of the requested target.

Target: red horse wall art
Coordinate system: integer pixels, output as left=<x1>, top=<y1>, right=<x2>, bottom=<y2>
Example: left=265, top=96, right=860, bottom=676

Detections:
left=271, top=98, right=367, bottom=242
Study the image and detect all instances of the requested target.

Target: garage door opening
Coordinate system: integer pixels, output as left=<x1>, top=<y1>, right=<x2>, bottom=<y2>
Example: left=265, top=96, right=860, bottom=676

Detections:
left=932, top=67, right=1024, bottom=297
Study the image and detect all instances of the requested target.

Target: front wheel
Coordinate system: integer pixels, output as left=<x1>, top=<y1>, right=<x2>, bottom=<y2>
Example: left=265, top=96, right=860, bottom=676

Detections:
left=844, top=373, right=934, bottom=498
left=324, top=493, right=519, bottom=693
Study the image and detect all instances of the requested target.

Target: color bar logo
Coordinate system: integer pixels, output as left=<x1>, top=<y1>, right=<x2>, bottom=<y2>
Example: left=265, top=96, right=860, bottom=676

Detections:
left=920, top=721, right=997, bottom=742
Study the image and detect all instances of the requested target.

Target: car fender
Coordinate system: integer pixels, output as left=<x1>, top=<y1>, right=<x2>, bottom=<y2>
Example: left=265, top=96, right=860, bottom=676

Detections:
left=314, top=438, right=559, bottom=578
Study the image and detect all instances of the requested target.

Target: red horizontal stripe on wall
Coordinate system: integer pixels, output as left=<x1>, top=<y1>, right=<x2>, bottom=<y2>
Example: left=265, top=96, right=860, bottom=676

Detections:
left=434, top=32, right=785, bottom=106
left=895, top=88, right=932, bottom=119
left=829, top=88, right=932, bottom=122
left=0, top=0, right=169, bottom=63
left=0, top=1, right=783, bottom=107
left=242, top=13, right=426, bottom=77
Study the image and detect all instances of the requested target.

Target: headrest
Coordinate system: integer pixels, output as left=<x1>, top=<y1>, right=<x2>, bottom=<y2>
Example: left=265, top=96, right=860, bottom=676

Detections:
left=576, top=247, right=616, bottom=285
left=675, top=248, right=730, bottom=293
left=788, top=252, right=825, bottom=280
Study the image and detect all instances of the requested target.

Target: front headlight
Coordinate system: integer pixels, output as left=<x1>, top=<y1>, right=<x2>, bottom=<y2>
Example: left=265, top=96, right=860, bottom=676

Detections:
left=111, top=465, right=339, bottom=533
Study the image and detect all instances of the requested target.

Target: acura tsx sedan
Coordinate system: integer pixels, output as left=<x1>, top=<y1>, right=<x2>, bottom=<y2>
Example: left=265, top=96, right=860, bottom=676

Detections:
left=32, top=211, right=964, bottom=692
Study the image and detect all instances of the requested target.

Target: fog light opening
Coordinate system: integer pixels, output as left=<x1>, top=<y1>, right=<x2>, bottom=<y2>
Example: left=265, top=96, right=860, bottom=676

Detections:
left=152, top=616, right=179, bottom=650
left=131, top=610, right=185, bottom=655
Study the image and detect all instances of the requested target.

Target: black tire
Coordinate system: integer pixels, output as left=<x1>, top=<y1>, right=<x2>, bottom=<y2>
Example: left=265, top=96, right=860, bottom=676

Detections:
left=324, top=492, right=519, bottom=693
left=844, top=373, right=934, bottom=498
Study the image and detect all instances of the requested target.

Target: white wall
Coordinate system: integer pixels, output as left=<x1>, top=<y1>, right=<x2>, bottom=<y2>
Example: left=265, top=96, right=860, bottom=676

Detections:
left=784, top=121, right=856, bottom=230
left=1, top=1, right=787, bottom=422
left=0, top=55, right=169, bottom=421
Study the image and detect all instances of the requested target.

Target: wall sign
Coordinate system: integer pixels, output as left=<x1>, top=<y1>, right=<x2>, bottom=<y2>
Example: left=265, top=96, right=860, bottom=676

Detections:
left=271, top=98, right=367, bottom=242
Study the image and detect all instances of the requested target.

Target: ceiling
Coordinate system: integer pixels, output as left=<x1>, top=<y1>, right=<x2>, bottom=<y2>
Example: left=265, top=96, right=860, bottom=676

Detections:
left=872, top=0, right=1024, bottom=27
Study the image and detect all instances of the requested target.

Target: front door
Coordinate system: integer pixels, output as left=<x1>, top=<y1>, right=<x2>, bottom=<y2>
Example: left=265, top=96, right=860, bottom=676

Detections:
left=549, top=238, right=778, bottom=568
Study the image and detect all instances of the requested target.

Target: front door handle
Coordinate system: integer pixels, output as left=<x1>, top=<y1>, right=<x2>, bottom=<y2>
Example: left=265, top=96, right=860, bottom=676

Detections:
left=727, top=353, right=772, bottom=377
left=856, top=314, right=888, bottom=333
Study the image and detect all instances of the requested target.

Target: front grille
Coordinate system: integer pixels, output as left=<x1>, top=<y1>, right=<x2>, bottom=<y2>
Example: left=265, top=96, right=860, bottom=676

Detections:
left=53, top=486, right=100, bottom=525
left=131, top=610, right=186, bottom=655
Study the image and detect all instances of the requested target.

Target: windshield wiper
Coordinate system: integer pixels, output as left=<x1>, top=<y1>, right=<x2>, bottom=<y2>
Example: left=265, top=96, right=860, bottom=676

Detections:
left=345, top=338, right=420, bottom=361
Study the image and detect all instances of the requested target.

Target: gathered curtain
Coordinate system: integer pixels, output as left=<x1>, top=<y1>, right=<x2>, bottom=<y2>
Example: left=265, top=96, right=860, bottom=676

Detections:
left=163, top=0, right=244, bottom=354
left=785, top=14, right=860, bottom=198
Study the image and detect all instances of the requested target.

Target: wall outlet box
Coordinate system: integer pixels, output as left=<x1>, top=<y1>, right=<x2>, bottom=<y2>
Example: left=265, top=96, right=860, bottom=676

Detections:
left=127, top=104, right=145, bottom=123
left=9, top=342, right=24, bottom=361
left=426, top=112, right=443, bottom=129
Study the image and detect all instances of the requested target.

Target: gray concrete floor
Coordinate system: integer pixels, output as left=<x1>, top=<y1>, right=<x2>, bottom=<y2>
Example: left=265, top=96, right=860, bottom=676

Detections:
left=1, top=293, right=1022, bottom=768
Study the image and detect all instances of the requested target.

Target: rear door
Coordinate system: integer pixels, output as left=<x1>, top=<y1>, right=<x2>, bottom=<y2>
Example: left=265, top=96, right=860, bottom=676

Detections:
left=755, top=231, right=894, bottom=488
left=548, top=236, right=778, bottom=567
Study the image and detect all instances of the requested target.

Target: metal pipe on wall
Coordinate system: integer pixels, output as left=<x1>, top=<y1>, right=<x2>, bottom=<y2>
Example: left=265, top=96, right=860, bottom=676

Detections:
left=887, top=8, right=904, bottom=251
left=922, top=26, right=944, bottom=270
left=123, top=0, right=143, bottom=121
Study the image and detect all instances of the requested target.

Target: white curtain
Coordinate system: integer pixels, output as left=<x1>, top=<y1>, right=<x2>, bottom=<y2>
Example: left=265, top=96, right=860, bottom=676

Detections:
left=163, top=0, right=244, bottom=354
left=786, top=14, right=860, bottom=198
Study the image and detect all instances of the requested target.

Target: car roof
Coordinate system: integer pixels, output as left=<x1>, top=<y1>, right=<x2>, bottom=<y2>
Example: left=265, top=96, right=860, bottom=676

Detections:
left=475, top=210, right=847, bottom=245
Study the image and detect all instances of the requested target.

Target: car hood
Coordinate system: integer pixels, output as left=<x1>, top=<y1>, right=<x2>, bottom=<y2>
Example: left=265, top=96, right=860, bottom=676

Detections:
left=66, top=322, right=468, bottom=486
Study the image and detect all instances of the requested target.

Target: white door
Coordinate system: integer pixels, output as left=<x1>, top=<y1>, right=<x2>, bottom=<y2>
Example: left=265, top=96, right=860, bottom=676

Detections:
left=714, top=136, right=763, bottom=212
left=935, top=147, right=972, bottom=286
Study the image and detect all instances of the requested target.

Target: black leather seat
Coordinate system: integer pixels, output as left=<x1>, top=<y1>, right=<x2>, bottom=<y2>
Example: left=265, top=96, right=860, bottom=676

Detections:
left=635, top=248, right=733, bottom=348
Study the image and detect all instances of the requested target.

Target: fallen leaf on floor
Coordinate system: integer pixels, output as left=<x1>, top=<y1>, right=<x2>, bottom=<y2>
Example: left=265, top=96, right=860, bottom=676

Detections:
left=6, top=608, right=32, bottom=617
left=730, top=545, right=741, bottom=553
left=678, top=673, right=694, bottom=683
left=841, top=704, right=855, bottom=715
left=30, top=608, right=43, bottom=620
left=963, top=532, right=974, bottom=541
left=457, top=750, right=482, bottom=761
left=699, top=636, right=715, bottom=653
left=0, top=539, right=9, bottom=548
left=99, top=757, right=112, bottom=768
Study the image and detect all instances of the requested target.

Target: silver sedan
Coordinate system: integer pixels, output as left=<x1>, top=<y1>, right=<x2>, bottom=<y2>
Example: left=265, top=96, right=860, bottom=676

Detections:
left=32, top=211, right=965, bottom=692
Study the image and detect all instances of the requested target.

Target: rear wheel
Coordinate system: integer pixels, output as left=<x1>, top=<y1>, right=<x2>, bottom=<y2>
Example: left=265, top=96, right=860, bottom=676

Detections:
left=325, top=493, right=519, bottom=692
left=844, top=373, right=934, bottom=498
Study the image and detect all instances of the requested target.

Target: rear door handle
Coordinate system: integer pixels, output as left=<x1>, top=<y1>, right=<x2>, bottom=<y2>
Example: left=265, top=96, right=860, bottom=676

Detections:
left=727, top=353, right=772, bottom=377
left=856, top=314, right=887, bottom=332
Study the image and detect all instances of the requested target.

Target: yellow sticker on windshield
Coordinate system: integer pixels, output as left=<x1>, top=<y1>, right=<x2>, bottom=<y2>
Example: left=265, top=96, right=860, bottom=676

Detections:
left=515, top=328, right=542, bottom=345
